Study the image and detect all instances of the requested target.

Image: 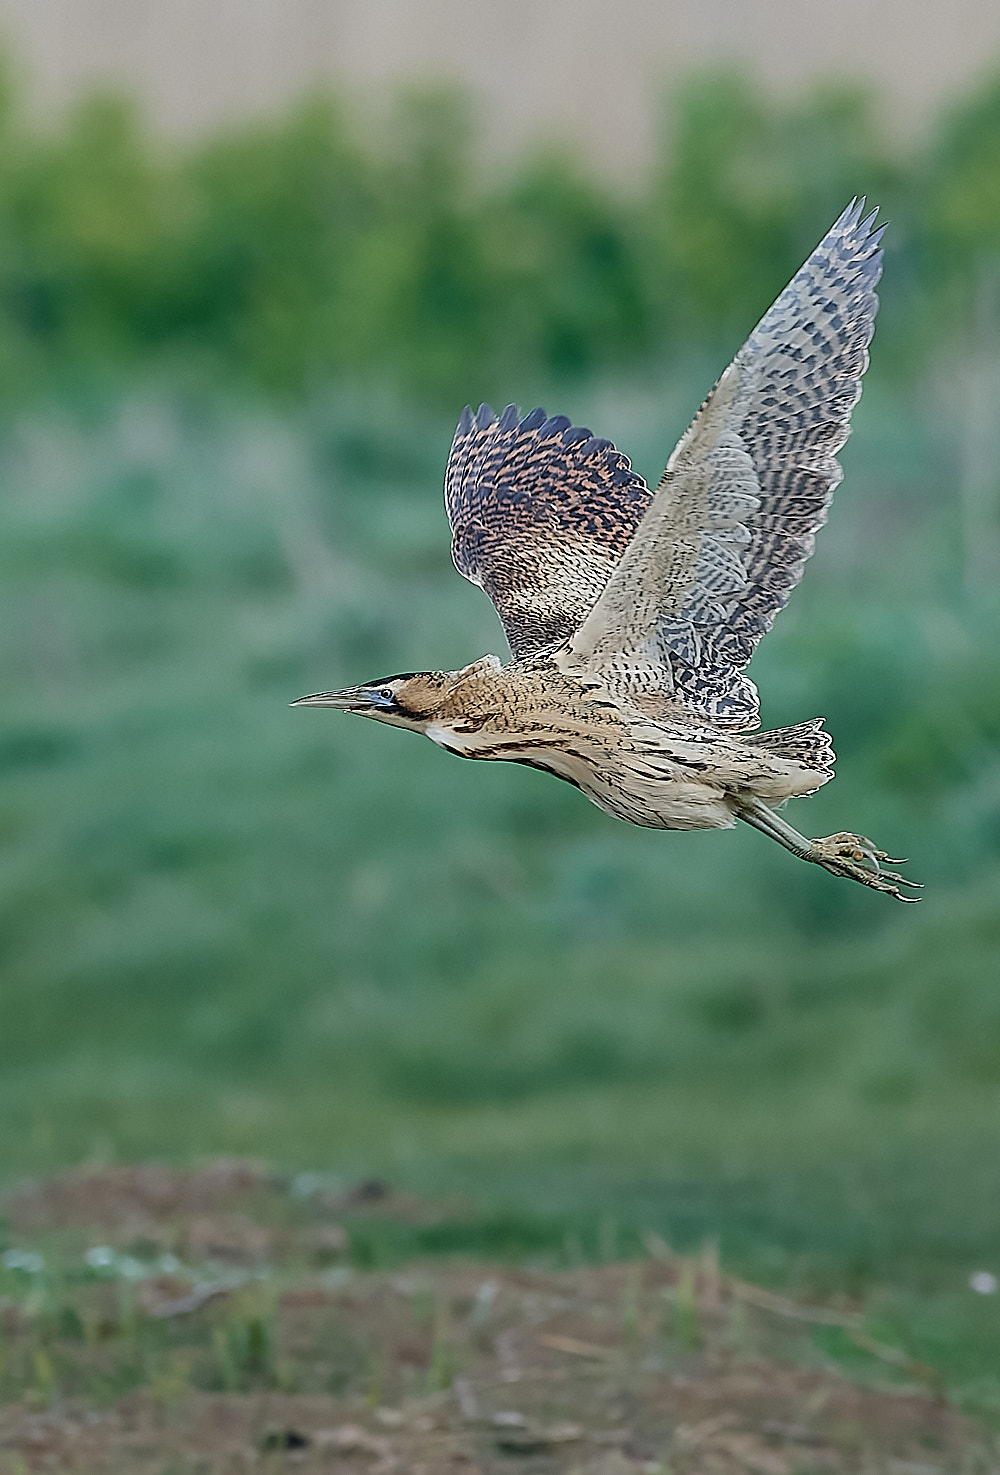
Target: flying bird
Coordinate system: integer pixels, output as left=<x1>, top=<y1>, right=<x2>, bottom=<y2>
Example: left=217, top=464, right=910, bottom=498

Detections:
left=295, top=200, right=918, bottom=900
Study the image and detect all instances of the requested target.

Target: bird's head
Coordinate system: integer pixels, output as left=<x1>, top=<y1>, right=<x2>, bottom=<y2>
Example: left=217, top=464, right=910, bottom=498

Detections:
left=292, top=668, right=465, bottom=731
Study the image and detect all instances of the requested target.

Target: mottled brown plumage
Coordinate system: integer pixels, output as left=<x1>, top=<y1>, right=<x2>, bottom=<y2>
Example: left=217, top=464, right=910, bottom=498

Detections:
left=296, top=201, right=919, bottom=900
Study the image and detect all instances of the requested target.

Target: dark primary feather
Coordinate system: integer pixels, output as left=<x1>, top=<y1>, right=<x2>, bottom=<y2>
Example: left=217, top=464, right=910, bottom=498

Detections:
left=444, top=401, right=651, bottom=656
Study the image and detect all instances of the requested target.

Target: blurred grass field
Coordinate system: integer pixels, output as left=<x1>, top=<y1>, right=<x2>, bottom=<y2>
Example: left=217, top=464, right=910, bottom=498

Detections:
left=1, top=52, right=1000, bottom=1423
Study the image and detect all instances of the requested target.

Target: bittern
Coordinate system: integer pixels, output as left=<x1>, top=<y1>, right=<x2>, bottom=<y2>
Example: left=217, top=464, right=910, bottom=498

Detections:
left=296, top=201, right=919, bottom=901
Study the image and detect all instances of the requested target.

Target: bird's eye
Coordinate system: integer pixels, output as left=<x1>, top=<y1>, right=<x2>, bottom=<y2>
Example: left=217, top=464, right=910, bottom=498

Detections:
left=379, top=687, right=394, bottom=702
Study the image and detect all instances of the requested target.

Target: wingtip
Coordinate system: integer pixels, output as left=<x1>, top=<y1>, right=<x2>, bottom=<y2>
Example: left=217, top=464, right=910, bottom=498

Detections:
left=519, top=406, right=547, bottom=432
left=836, top=197, right=885, bottom=243
left=868, top=220, right=889, bottom=250
left=828, top=198, right=886, bottom=271
left=859, top=205, right=882, bottom=240
left=835, top=197, right=863, bottom=233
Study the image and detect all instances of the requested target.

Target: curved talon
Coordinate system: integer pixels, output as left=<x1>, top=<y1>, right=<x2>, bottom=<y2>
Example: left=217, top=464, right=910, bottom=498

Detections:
left=809, top=831, right=922, bottom=902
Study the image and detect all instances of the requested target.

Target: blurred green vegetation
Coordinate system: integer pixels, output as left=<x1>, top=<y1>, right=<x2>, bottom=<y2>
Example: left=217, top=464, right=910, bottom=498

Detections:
left=0, top=59, right=997, bottom=401
left=1, top=46, right=1000, bottom=1400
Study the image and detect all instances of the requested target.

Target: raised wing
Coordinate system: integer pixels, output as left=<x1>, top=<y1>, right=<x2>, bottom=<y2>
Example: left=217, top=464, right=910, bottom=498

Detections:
left=568, top=199, right=885, bottom=726
left=444, top=402, right=652, bottom=656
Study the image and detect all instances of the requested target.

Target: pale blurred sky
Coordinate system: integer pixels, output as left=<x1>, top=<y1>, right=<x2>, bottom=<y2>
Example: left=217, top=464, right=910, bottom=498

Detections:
left=2, top=0, right=999, bottom=172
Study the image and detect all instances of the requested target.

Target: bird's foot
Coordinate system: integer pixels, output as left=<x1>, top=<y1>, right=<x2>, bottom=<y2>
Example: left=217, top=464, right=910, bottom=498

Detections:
left=809, top=832, right=921, bottom=902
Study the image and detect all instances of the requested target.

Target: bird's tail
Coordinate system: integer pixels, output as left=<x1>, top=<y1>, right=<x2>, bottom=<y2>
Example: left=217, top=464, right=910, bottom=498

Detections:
left=747, top=718, right=835, bottom=777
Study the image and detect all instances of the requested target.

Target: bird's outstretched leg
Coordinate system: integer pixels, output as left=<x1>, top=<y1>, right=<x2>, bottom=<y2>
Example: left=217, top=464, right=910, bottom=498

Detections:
left=735, top=797, right=921, bottom=902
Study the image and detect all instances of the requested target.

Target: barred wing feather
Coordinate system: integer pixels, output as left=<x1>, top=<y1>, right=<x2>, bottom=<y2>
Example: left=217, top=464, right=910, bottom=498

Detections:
left=444, top=402, right=652, bottom=657
left=569, top=199, right=885, bottom=725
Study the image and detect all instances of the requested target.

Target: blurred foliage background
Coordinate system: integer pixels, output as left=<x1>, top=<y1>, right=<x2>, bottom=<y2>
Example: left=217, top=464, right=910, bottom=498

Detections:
left=2, top=44, right=1000, bottom=1403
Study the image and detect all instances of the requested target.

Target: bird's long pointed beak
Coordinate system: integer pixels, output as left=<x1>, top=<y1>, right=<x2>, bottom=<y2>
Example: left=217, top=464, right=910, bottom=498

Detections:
left=291, top=688, right=368, bottom=710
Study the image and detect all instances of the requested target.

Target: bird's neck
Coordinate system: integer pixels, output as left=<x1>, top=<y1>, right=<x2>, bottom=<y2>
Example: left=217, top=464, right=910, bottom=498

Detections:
left=421, top=655, right=618, bottom=752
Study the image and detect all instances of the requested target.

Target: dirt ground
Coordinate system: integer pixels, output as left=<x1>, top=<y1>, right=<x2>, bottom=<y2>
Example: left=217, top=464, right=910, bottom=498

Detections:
left=0, top=1161, right=995, bottom=1474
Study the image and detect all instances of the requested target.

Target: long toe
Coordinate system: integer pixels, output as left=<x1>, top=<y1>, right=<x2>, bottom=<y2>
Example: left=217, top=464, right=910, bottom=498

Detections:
left=810, top=833, right=921, bottom=902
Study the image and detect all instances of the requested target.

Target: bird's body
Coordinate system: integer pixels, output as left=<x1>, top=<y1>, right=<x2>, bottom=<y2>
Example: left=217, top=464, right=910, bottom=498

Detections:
left=297, top=201, right=919, bottom=900
left=389, top=653, right=827, bottom=832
